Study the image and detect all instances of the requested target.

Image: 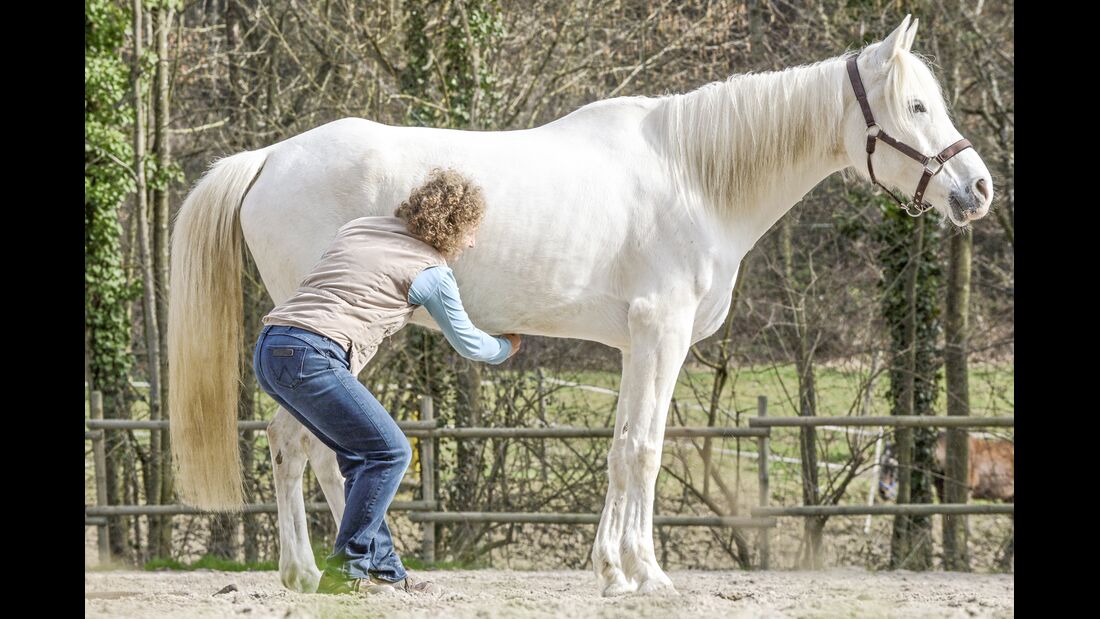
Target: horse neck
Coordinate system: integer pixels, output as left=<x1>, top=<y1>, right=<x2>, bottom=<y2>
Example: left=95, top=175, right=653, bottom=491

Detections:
left=653, top=56, right=852, bottom=250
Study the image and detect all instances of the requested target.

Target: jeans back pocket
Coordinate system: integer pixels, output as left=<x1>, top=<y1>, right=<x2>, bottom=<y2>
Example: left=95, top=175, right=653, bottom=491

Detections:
left=265, top=345, right=309, bottom=389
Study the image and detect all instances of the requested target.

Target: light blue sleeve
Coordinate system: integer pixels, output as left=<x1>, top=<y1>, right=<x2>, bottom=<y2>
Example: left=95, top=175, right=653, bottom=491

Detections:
left=408, top=266, right=512, bottom=364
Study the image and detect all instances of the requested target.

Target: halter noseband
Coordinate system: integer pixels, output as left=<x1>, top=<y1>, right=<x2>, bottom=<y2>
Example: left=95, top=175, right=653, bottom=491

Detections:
left=846, top=53, right=972, bottom=217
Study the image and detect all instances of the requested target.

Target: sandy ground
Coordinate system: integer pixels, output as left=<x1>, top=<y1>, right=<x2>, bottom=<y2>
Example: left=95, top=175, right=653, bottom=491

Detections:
left=85, top=568, right=1013, bottom=618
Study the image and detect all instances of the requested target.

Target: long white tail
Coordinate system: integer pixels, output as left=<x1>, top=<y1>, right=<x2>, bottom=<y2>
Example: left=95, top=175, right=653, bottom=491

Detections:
left=168, top=149, right=267, bottom=511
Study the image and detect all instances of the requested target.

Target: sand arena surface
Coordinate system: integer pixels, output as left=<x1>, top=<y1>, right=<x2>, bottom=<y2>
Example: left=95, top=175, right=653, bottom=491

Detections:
left=85, top=567, right=1013, bottom=618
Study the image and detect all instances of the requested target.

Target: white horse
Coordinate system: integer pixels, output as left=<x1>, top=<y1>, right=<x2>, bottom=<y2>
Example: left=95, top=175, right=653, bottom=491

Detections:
left=168, top=15, right=992, bottom=595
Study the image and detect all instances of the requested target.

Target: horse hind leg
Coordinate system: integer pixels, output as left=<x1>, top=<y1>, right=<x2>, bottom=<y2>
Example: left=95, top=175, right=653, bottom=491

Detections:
left=268, top=407, right=323, bottom=592
left=305, top=432, right=347, bottom=534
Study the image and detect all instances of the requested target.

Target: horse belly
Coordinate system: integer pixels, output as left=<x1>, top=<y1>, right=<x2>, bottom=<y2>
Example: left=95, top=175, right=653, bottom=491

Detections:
left=240, top=117, right=645, bottom=349
left=405, top=274, right=631, bottom=349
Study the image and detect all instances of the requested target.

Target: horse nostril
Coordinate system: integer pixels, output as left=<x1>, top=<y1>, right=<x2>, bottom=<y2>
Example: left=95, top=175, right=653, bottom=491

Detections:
left=973, top=178, right=991, bottom=203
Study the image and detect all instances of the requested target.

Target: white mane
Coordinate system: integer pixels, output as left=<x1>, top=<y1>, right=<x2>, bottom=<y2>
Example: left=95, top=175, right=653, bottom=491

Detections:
left=652, top=56, right=850, bottom=217
left=648, top=46, right=948, bottom=220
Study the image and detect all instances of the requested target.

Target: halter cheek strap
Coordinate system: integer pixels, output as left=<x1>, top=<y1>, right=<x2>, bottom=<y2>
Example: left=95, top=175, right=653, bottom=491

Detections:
left=846, top=53, right=972, bottom=217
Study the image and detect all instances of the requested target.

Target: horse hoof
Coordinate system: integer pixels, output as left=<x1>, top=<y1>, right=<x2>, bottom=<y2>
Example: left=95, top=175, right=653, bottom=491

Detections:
left=638, top=580, right=677, bottom=593
left=638, top=576, right=678, bottom=595
left=281, top=566, right=322, bottom=593
left=601, top=575, right=637, bottom=597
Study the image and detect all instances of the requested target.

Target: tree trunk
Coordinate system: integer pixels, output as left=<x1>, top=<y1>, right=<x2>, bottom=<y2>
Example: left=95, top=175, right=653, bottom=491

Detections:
left=131, top=0, right=164, bottom=564
left=147, top=1, right=176, bottom=561
left=888, top=215, right=937, bottom=570
left=451, top=360, right=485, bottom=559
left=779, top=218, right=822, bottom=569
left=943, top=229, right=972, bottom=570
left=104, top=391, right=131, bottom=562
left=890, top=217, right=922, bottom=569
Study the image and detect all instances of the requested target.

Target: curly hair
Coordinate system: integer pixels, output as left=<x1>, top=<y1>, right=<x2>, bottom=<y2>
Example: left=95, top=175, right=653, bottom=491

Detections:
left=394, top=168, right=486, bottom=258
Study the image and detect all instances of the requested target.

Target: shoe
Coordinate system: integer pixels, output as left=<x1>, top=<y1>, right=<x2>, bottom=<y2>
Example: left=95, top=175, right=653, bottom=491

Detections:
left=315, top=569, right=365, bottom=594
left=365, top=572, right=442, bottom=594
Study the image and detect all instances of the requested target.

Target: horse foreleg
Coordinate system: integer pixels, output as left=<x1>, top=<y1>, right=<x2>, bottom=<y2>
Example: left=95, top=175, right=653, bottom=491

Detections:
left=618, top=300, right=693, bottom=595
left=592, top=349, right=635, bottom=596
left=268, top=407, right=323, bottom=592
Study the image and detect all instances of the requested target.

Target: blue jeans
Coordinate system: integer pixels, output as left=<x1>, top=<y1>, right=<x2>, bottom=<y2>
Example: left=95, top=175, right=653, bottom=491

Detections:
left=253, top=324, right=411, bottom=582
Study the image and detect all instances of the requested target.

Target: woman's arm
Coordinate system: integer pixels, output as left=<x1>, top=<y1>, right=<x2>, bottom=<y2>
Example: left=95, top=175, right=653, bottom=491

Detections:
left=408, top=266, right=512, bottom=364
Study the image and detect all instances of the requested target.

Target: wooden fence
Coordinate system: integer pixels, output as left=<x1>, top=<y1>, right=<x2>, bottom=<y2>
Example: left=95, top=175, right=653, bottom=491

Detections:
left=85, top=391, right=1013, bottom=568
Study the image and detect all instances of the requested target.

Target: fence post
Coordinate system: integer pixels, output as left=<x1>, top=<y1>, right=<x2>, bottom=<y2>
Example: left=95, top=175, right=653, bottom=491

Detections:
left=757, top=395, right=770, bottom=569
left=419, top=394, right=436, bottom=562
left=90, top=390, right=111, bottom=565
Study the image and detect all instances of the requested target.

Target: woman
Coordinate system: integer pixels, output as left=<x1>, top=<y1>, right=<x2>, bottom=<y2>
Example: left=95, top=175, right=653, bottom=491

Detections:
left=253, top=168, right=521, bottom=594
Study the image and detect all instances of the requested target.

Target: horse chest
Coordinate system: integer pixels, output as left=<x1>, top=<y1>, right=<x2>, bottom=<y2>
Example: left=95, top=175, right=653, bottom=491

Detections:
left=688, top=260, right=740, bottom=343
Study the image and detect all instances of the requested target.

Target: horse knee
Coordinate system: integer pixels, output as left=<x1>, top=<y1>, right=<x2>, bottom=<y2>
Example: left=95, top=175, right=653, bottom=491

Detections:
left=626, top=441, right=661, bottom=477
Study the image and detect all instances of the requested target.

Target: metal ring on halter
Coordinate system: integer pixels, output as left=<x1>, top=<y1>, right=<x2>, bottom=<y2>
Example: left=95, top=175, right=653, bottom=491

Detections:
left=846, top=52, right=975, bottom=218
left=903, top=202, right=932, bottom=217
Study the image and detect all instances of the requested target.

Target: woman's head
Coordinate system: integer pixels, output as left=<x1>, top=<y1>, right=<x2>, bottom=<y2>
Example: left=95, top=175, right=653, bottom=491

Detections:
left=394, top=168, right=486, bottom=260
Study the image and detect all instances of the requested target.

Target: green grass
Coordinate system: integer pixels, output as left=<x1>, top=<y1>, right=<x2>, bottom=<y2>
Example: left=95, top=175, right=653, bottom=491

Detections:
left=88, top=361, right=1013, bottom=424
left=144, top=554, right=277, bottom=572
left=497, top=360, right=1013, bottom=422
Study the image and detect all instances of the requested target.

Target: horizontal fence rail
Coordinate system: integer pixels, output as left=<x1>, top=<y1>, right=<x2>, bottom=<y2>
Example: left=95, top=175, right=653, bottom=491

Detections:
left=749, top=416, right=1014, bottom=428
left=406, top=426, right=768, bottom=439
left=407, top=511, right=777, bottom=528
left=84, top=419, right=437, bottom=432
left=84, top=418, right=760, bottom=439
left=752, top=504, right=1014, bottom=517
left=85, top=501, right=437, bottom=517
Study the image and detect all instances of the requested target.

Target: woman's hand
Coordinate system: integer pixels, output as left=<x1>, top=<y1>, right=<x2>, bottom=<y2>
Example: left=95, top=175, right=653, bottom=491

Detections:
left=503, top=333, right=522, bottom=357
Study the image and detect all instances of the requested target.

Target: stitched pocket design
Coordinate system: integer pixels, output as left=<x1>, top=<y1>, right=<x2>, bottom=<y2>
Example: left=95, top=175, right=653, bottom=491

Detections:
left=266, top=345, right=309, bottom=389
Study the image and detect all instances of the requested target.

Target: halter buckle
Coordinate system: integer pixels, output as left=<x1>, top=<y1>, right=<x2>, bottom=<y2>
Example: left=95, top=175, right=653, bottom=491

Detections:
left=865, top=124, right=880, bottom=154
left=902, top=201, right=932, bottom=217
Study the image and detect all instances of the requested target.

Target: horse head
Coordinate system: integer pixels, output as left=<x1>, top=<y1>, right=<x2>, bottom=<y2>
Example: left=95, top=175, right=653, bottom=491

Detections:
left=841, top=15, right=993, bottom=227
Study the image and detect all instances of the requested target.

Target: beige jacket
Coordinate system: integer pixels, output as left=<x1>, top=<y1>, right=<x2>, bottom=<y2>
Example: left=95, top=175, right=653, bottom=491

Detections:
left=262, top=216, right=448, bottom=375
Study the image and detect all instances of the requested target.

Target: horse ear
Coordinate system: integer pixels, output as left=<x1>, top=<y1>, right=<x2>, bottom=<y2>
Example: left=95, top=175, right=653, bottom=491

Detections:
left=903, top=18, right=919, bottom=53
left=872, top=14, right=912, bottom=65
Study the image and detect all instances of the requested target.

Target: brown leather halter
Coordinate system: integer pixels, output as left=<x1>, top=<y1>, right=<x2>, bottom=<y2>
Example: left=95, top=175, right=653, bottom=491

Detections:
left=846, top=53, right=972, bottom=217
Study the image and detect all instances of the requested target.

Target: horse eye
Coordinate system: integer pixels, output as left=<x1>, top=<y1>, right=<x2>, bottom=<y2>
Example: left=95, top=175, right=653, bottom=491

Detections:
left=910, top=100, right=927, bottom=114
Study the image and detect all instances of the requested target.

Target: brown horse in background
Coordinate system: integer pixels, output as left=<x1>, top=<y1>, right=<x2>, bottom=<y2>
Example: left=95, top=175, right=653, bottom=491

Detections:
left=879, top=432, right=1014, bottom=503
